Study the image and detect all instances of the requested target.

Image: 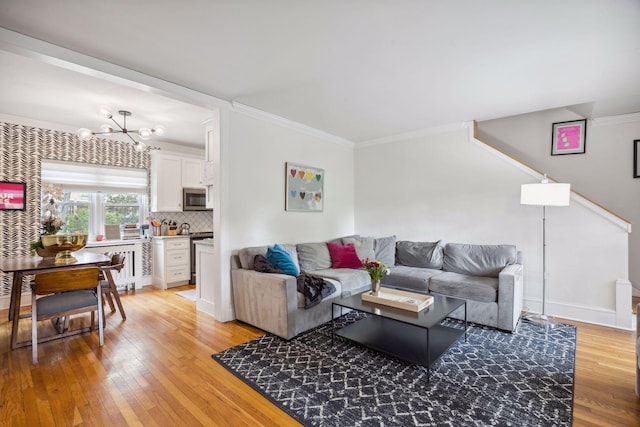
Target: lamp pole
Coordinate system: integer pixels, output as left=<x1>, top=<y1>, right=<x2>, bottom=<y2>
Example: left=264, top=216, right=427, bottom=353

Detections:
left=520, top=174, right=571, bottom=328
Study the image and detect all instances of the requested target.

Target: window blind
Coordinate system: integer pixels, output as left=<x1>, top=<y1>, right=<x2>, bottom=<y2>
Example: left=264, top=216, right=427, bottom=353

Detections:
left=41, top=160, right=147, bottom=193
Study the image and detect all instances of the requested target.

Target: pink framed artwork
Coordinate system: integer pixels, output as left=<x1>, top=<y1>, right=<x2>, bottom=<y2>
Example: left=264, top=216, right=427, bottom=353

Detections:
left=551, top=119, right=587, bottom=155
left=0, top=181, right=26, bottom=210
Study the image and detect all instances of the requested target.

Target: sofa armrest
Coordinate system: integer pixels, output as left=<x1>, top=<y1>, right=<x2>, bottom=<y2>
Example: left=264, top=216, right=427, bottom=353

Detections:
left=231, top=269, right=298, bottom=338
left=497, top=263, right=524, bottom=331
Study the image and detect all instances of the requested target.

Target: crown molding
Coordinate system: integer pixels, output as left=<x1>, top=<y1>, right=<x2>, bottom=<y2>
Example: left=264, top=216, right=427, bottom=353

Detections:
left=591, top=112, right=640, bottom=127
left=230, top=101, right=354, bottom=147
left=357, top=121, right=470, bottom=148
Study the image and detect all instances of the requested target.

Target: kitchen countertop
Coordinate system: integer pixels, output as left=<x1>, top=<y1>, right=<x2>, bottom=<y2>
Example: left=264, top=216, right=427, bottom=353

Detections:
left=86, top=239, right=147, bottom=247
left=151, top=235, right=190, bottom=239
left=194, top=238, right=214, bottom=246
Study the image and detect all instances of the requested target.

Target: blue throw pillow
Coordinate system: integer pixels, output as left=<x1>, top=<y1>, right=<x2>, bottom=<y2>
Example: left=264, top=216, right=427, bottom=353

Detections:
left=266, top=244, right=300, bottom=276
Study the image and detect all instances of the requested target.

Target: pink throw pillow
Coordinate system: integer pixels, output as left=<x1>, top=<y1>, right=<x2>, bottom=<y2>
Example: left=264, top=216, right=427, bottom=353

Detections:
left=327, top=242, right=363, bottom=269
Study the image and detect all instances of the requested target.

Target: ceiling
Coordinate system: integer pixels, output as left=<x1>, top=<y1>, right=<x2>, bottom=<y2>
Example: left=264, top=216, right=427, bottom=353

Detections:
left=0, top=49, right=216, bottom=148
left=0, top=1, right=638, bottom=147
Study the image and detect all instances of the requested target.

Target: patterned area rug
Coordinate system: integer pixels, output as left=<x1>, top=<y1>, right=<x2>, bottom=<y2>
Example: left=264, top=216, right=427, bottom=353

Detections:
left=213, top=312, right=575, bottom=426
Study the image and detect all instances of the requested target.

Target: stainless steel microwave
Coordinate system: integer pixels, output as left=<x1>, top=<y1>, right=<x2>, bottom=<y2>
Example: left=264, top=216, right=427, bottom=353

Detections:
left=182, top=188, right=211, bottom=211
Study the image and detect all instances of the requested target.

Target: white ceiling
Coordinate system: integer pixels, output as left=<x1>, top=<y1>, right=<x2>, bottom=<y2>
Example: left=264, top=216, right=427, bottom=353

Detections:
left=0, top=49, right=216, bottom=148
left=0, top=1, right=638, bottom=146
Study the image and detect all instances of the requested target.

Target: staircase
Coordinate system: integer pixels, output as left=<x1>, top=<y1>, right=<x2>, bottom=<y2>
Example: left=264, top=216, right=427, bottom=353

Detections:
left=468, top=121, right=634, bottom=330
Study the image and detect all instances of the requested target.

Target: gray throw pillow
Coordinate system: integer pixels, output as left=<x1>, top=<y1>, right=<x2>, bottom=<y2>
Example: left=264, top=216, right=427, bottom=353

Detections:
left=374, top=236, right=396, bottom=266
left=396, top=240, right=444, bottom=269
left=342, top=237, right=375, bottom=261
left=296, top=242, right=332, bottom=271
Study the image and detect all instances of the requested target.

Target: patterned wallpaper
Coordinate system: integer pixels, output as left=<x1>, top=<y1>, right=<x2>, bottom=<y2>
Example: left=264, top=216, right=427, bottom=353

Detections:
left=0, top=121, right=150, bottom=297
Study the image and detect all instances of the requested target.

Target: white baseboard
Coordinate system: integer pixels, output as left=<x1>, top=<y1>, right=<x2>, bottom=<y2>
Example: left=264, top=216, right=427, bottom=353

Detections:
left=524, top=297, right=633, bottom=331
left=196, top=299, right=215, bottom=317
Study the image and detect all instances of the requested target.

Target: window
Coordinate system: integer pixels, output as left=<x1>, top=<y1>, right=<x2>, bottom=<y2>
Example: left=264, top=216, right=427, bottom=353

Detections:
left=55, top=191, right=146, bottom=238
left=41, top=160, right=148, bottom=239
left=59, top=191, right=90, bottom=234
left=104, top=193, right=143, bottom=226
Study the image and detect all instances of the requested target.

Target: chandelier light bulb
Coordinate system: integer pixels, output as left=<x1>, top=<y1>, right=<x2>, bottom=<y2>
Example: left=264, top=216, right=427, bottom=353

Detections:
left=97, top=107, right=112, bottom=119
left=133, top=141, right=146, bottom=152
left=138, top=127, right=153, bottom=140
left=77, top=128, right=93, bottom=140
left=153, top=125, right=166, bottom=136
left=99, top=124, right=113, bottom=133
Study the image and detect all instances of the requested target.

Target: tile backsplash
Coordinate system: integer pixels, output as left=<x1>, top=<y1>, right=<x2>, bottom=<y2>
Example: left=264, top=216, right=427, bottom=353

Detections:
left=151, top=211, right=213, bottom=233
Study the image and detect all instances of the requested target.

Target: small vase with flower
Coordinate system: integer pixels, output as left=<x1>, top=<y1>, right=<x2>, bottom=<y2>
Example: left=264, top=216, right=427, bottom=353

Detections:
left=362, top=258, right=391, bottom=296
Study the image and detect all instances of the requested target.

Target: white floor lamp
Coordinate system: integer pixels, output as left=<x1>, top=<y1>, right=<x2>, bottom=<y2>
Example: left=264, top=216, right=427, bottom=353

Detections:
left=520, top=174, right=571, bottom=327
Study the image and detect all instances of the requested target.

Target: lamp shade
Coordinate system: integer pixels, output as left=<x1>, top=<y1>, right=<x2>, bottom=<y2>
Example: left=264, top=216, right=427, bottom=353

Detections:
left=520, top=182, right=571, bottom=206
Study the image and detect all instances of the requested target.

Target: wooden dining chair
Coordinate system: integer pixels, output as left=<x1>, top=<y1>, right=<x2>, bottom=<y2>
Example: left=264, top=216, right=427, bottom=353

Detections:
left=31, top=267, right=104, bottom=364
left=100, top=253, right=126, bottom=320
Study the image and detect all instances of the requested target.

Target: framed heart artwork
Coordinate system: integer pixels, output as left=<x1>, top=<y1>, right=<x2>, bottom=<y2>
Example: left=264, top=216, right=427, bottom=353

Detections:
left=285, top=162, right=324, bottom=212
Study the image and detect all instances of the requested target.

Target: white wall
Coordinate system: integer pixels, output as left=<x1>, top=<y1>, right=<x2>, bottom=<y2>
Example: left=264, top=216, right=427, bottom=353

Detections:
left=354, top=127, right=632, bottom=329
left=212, top=109, right=355, bottom=321
left=477, top=110, right=640, bottom=297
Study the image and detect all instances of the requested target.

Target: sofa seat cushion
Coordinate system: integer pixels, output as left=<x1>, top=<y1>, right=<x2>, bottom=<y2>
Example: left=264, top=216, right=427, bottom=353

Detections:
left=429, top=272, right=498, bottom=303
left=297, top=278, right=341, bottom=309
left=443, top=243, right=516, bottom=277
left=383, top=266, right=441, bottom=293
left=309, top=268, right=371, bottom=296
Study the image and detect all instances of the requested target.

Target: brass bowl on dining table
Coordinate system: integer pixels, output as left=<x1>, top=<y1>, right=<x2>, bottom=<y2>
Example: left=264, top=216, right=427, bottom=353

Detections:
left=40, top=234, right=88, bottom=264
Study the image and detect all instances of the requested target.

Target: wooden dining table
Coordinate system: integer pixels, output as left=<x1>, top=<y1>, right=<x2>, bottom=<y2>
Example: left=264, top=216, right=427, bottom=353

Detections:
left=0, top=251, right=111, bottom=349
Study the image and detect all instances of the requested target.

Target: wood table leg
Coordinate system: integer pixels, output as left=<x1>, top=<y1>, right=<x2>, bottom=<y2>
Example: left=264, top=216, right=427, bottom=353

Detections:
left=10, top=272, right=24, bottom=350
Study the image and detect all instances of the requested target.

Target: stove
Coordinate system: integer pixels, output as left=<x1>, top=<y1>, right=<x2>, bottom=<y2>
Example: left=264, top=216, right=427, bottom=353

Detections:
left=189, top=231, right=214, bottom=239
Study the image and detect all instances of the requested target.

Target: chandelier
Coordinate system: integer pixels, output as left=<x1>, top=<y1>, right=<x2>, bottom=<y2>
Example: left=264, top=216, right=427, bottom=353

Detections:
left=77, top=108, right=165, bottom=152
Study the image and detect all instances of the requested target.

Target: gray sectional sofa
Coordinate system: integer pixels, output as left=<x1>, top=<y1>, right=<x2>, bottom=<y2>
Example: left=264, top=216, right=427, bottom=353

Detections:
left=231, top=236, right=523, bottom=339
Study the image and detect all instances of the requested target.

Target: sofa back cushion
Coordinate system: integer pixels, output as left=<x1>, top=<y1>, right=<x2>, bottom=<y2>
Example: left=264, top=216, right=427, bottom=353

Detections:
left=374, top=235, right=396, bottom=266
left=342, top=237, right=375, bottom=261
left=297, top=242, right=332, bottom=271
left=443, top=243, right=517, bottom=277
left=395, top=240, right=444, bottom=269
left=238, top=246, right=269, bottom=270
left=238, top=244, right=299, bottom=271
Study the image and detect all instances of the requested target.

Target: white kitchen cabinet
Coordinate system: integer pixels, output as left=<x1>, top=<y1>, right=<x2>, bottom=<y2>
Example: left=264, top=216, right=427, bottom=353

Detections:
left=195, top=239, right=215, bottom=315
left=181, top=157, right=205, bottom=188
left=204, top=124, right=218, bottom=209
left=152, top=236, right=190, bottom=289
left=150, top=151, right=205, bottom=212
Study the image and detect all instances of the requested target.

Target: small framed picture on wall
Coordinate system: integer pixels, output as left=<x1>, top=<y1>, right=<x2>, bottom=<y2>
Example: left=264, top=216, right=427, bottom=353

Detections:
left=551, top=119, right=587, bottom=155
left=285, top=162, right=324, bottom=212
left=634, top=140, right=640, bottom=178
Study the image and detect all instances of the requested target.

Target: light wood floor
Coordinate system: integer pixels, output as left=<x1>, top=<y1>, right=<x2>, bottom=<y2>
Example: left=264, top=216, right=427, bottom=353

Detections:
left=1, top=286, right=638, bottom=426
